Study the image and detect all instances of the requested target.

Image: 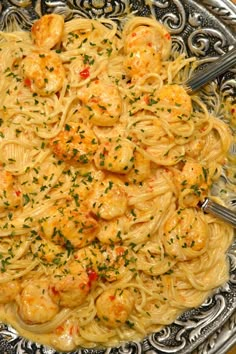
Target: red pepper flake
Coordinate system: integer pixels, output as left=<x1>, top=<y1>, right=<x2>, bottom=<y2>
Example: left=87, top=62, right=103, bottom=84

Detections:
left=87, top=269, right=98, bottom=286
left=103, top=147, right=109, bottom=155
left=115, top=246, right=125, bottom=256
left=15, top=190, right=21, bottom=197
left=91, top=97, right=98, bottom=103
left=69, top=325, right=78, bottom=335
left=164, top=33, right=171, bottom=40
left=200, top=126, right=207, bottom=132
left=79, top=67, right=90, bottom=79
left=144, top=95, right=149, bottom=104
left=147, top=42, right=152, bottom=47
left=109, top=295, right=116, bottom=301
left=132, top=32, right=136, bottom=37
left=69, top=325, right=79, bottom=335
left=231, top=108, right=235, bottom=114
left=55, top=325, right=64, bottom=334
left=50, top=286, right=59, bottom=296
left=24, top=78, right=31, bottom=87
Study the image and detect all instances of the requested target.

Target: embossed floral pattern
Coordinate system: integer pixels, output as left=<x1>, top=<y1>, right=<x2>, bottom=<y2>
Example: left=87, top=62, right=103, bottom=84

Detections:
left=83, top=0, right=114, bottom=15
left=67, top=0, right=129, bottom=18
left=8, top=0, right=32, bottom=7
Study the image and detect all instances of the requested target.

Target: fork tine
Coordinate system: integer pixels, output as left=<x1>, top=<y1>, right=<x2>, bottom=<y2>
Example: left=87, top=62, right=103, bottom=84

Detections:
left=184, top=47, right=236, bottom=93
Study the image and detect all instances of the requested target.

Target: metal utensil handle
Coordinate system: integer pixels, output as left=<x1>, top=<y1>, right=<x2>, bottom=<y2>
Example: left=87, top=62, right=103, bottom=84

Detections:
left=201, top=198, right=236, bottom=228
left=185, top=46, right=236, bottom=93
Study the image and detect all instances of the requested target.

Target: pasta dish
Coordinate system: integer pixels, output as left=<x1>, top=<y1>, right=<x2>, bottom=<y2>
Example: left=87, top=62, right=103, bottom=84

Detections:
left=0, top=13, right=234, bottom=351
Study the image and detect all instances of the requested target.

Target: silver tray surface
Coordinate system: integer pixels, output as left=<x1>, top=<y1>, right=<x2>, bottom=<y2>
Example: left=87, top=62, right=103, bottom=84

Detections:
left=0, top=1, right=235, bottom=353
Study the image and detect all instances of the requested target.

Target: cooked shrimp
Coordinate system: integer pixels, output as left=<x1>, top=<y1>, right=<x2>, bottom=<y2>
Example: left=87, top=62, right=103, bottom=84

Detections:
left=50, top=261, right=90, bottom=308
left=155, top=84, right=192, bottom=121
left=31, top=14, right=64, bottom=50
left=96, top=288, right=134, bottom=328
left=87, top=177, right=128, bottom=220
left=78, top=79, right=122, bottom=126
left=50, top=122, right=98, bottom=164
left=39, top=205, right=99, bottom=249
left=74, top=245, right=104, bottom=271
left=17, top=280, right=59, bottom=324
left=124, top=48, right=162, bottom=78
left=52, top=319, right=79, bottom=352
left=94, top=138, right=134, bottom=174
left=124, top=23, right=171, bottom=60
left=174, top=161, right=209, bottom=206
left=181, top=161, right=208, bottom=187
left=100, top=245, right=132, bottom=282
left=30, top=237, right=65, bottom=263
left=75, top=244, right=134, bottom=282
left=125, top=151, right=151, bottom=183
left=123, top=23, right=171, bottom=77
left=96, top=217, right=127, bottom=244
left=74, top=244, right=135, bottom=285
left=0, top=170, right=21, bottom=212
left=163, top=208, right=209, bottom=261
left=0, top=280, right=21, bottom=304
left=21, top=50, right=65, bottom=96
left=185, top=138, right=206, bottom=159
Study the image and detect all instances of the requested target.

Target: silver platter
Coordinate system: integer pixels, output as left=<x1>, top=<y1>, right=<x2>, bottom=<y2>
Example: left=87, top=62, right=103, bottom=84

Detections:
left=0, top=1, right=235, bottom=353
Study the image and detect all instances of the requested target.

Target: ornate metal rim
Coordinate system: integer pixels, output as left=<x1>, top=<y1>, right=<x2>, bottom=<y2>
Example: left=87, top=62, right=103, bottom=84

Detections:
left=200, top=0, right=236, bottom=31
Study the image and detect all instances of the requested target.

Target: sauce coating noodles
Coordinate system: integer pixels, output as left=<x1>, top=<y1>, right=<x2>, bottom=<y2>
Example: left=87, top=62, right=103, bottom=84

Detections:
left=0, top=14, right=234, bottom=351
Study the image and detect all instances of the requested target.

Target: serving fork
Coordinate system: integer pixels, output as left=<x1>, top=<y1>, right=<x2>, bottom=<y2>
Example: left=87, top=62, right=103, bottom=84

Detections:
left=184, top=47, right=236, bottom=226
